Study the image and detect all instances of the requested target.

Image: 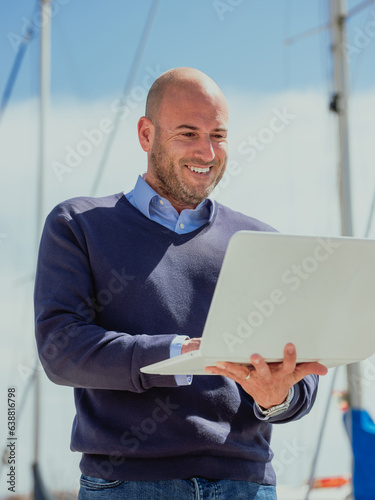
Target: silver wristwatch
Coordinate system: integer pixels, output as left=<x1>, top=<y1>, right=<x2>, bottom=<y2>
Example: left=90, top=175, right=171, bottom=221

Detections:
left=255, top=387, right=294, bottom=418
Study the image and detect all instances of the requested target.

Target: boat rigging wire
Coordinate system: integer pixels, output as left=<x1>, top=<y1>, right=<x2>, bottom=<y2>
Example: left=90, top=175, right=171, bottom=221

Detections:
left=0, top=34, right=34, bottom=125
left=364, top=187, right=375, bottom=237
left=304, top=367, right=339, bottom=500
left=284, top=22, right=330, bottom=46
left=90, top=0, right=161, bottom=197
left=347, top=0, right=375, bottom=19
left=0, top=0, right=39, bottom=125
left=284, top=0, right=375, bottom=47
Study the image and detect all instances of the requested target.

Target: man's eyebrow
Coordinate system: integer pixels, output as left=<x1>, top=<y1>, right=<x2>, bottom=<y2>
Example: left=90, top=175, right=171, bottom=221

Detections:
left=175, top=125, right=228, bottom=132
left=175, top=125, right=199, bottom=131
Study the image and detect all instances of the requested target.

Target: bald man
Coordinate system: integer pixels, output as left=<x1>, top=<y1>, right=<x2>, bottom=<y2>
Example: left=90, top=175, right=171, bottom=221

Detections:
left=35, top=68, right=327, bottom=500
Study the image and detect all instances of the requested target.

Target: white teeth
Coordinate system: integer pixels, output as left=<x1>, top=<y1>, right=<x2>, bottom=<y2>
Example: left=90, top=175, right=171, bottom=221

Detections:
left=187, top=165, right=210, bottom=174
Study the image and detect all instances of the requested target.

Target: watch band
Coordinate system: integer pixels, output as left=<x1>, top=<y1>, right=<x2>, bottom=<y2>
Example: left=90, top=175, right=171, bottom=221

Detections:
left=255, top=387, right=294, bottom=418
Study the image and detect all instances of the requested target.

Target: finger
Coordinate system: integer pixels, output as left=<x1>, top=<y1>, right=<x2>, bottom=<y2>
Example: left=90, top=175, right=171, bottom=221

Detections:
left=250, top=354, right=271, bottom=379
left=295, top=362, right=328, bottom=380
left=216, top=362, right=251, bottom=380
left=205, top=366, right=220, bottom=375
left=205, top=364, right=233, bottom=376
left=282, top=343, right=297, bottom=373
left=205, top=363, right=251, bottom=382
left=204, top=365, right=239, bottom=380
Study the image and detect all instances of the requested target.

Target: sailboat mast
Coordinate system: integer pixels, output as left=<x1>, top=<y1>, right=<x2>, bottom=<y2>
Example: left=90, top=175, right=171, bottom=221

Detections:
left=330, top=0, right=353, bottom=236
left=35, top=0, right=51, bottom=466
left=329, top=0, right=362, bottom=409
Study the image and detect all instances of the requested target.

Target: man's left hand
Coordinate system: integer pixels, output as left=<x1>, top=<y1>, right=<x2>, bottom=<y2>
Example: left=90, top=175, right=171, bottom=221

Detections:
left=205, top=343, right=328, bottom=409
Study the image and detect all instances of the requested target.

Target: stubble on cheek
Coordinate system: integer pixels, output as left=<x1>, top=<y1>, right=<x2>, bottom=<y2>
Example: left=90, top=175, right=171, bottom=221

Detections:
left=150, top=143, right=228, bottom=205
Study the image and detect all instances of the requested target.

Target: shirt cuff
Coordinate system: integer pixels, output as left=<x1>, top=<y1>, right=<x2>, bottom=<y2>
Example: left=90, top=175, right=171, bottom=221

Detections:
left=170, top=335, right=193, bottom=386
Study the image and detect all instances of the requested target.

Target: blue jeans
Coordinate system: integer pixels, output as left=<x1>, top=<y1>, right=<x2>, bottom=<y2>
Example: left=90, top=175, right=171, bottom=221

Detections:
left=78, top=475, right=277, bottom=499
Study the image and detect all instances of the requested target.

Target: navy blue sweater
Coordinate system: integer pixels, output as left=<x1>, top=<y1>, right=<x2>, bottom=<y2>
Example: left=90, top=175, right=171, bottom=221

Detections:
left=34, top=193, right=319, bottom=485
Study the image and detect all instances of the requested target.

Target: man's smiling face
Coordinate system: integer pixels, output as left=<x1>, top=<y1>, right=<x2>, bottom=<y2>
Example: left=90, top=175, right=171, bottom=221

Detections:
left=139, top=75, right=229, bottom=213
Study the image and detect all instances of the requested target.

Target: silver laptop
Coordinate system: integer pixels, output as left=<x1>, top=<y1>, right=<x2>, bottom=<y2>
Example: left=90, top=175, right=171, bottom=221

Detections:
left=141, top=231, right=375, bottom=375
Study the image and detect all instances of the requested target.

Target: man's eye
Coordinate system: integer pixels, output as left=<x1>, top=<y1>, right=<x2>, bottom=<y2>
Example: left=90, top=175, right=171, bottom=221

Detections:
left=183, top=132, right=195, bottom=137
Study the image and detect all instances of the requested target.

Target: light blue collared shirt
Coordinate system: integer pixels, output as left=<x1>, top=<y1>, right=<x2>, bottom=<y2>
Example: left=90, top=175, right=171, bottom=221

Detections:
left=125, top=175, right=215, bottom=385
left=126, top=174, right=214, bottom=234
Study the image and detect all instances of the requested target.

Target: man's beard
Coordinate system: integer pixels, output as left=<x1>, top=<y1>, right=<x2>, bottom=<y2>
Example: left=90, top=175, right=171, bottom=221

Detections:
left=149, top=143, right=227, bottom=206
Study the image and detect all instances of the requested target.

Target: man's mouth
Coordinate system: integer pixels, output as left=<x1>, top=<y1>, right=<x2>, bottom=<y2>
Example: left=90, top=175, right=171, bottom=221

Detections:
left=186, top=165, right=211, bottom=174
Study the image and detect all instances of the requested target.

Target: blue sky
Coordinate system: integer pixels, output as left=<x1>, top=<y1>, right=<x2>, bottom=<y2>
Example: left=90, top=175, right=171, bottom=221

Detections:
left=1, top=0, right=374, bottom=106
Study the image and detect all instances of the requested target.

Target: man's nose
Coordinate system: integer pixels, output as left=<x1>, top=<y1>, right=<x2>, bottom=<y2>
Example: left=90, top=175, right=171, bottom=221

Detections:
left=192, top=135, right=215, bottom=163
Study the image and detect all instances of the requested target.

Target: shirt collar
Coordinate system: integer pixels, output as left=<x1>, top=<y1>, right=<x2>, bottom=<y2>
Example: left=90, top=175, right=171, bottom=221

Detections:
left=132, top=174, right=158, bottom=219
left=132, top=174, right=214, bottom=221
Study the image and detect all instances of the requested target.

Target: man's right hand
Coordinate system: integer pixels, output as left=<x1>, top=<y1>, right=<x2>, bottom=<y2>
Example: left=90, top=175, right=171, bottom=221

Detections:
left=181, top=338, right=201, bottom=354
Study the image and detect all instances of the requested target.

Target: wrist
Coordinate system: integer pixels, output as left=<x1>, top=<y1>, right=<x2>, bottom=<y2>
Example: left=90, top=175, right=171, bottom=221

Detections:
left=258, top=391, right=290, bottom=411
left=255, top=387, right=294, bottom=418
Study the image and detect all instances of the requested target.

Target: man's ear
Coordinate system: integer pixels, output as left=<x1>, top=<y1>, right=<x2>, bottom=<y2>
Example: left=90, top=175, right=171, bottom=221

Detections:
left=138, top=116, right=154, bottom=152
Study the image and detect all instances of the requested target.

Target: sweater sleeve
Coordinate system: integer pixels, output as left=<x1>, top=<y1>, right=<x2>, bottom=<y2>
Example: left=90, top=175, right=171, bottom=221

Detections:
left=34, top=206, right=179, bottom=393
